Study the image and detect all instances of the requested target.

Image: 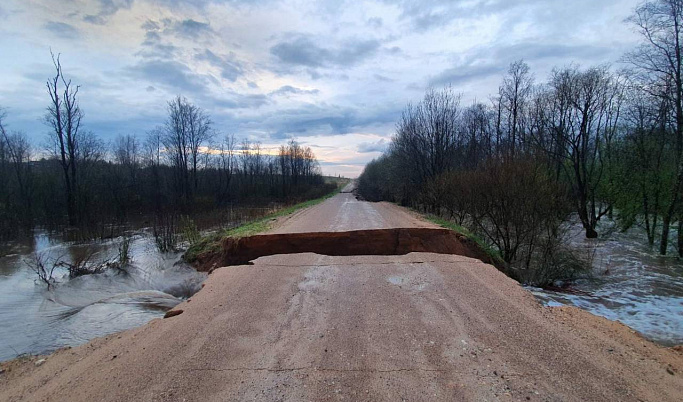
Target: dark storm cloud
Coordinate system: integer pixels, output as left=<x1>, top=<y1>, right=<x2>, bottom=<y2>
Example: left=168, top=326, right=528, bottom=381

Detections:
left=270, top=85, right=320, bottom=96
left=195, top=49, right=244, bottom=81
left=139, top=20, right=180, bottom=59
left=247, top=103, right=400, bottom=139
left=127, top=59, right=268, bottom=110
left=367, top=17, right=383, bottom=28
left=493, top=43, right=611, bottom=64
left=270, top=35, right=381, bottom=68
left=357, top=139, right=388, bottom=153
left=141, top=20, right=160, bottom=31
left=140, top=18, right=214, bottom=46
left=84, top=0, right=134, bottom=25
left=212, top=92, right=269, bottom=109
left=430, top=42, right=614, bottom=88
left=382, top=0, right=531, bottom=32
left=160, top=0, right=273, bottom=9
left=430, top=64, right=503, bottom=87
left=411, top=10, right=452, bottom=32
left=43, top=21, right=79, bottom=39
left=136, top=43, right=179, bottom=60
left=127, top=59, right=211, bottom=94
left=374, top=74, right=395, bottom=82
left=169, top=19, right=214, bottom=40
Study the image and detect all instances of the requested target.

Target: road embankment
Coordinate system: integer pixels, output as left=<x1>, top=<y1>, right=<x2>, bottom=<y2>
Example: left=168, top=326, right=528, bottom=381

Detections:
left=190, top=227, right=505, bottom=272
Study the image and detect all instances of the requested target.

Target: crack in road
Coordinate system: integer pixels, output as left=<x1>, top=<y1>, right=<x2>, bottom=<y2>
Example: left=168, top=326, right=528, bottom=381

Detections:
left=252, top=260, right=485, bottom=268
left=180, top=366, right=452, bottom=374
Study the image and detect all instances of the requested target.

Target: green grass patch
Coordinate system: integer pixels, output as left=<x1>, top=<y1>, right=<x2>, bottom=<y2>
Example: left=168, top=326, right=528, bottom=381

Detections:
left=423, top=214, right=505, bottom=265
left=183, top=184, right=345, bottom=263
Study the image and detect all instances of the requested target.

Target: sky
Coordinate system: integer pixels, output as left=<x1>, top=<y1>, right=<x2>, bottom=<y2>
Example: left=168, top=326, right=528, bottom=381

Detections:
left=0, top=0, right=642, bottom=177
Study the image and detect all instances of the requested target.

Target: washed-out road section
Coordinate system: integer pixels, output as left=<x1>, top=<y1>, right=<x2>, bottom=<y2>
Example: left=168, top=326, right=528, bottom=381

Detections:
left=1, top=192, right=682, bottom=401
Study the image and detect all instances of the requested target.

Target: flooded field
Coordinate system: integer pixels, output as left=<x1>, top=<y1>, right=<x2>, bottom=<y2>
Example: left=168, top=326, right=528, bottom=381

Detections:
left=530, top=220, right=683, bottom=346
left=2, top=214, right=682, bottom=363
left=0, top=231, right=206, bottom=362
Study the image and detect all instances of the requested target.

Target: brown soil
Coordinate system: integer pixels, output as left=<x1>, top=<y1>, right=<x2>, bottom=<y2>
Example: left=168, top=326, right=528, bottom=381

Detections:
left=1, top=192, right=681, bottom=401
left=191, top=228, right=503, bottom=272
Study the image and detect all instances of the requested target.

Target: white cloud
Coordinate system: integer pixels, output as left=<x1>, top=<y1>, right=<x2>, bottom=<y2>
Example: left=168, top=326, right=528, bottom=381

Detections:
left=0, top=0, right=643, bottom=175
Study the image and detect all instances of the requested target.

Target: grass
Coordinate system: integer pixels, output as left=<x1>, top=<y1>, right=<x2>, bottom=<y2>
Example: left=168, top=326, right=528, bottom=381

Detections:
left=422, top=214, right=506, bottom=266
left=183, top=182, right=347, bottom=263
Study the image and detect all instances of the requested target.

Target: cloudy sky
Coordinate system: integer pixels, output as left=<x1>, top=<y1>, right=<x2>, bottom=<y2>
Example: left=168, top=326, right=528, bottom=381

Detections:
left=0, top=0, right=641, bottom=177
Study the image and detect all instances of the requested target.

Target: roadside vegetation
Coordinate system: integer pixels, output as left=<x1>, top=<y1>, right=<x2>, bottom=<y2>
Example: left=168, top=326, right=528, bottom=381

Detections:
left=0, top=53, right=336, bottom=248
left=359, top=0, right=683, bottom=286
left=183, top=180, right=345, bottom=264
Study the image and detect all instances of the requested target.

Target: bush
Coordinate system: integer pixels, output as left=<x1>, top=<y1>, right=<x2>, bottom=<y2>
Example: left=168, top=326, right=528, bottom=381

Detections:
left=180, top=216, right=201, bottom=246
left=514, top=227, right=594, bottom=287
left=153, top=213, right=178, bottom=252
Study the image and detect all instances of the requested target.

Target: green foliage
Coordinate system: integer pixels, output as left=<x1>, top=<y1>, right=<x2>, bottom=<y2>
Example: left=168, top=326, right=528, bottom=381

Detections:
left=607, top=124, right=677, bottom=245
left=183, top=183, right=343, bottom=263
left=180, top=216, right=201, bottom=246
left=424, top=215, right=505, bottom=266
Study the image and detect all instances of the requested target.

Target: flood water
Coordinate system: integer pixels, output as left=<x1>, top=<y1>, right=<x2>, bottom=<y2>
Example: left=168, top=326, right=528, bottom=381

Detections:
left=2, top=216, right=682, bottom=362
left=529, top=220, right=683, bottom=347
left=0, top=231, right=206, bottom=362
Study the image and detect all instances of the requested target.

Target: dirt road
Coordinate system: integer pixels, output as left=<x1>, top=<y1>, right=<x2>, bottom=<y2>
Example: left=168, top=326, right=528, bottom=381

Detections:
left=270, top=192, right=436, bottom=233
left=1, top=192, right=682, bottom=401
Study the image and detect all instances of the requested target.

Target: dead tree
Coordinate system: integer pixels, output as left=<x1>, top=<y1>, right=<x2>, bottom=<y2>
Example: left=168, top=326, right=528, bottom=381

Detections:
left=45, top=51, right=83, bottom=226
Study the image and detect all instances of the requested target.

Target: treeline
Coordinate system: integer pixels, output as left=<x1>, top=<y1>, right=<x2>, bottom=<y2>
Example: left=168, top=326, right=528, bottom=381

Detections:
left=0, top=55, right=331, bottom=241
left=358, top=0, right=683, bottom=284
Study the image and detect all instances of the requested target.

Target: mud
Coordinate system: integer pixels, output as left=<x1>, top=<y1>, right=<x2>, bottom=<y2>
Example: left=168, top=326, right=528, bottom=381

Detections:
left=191, top=228, right=503, bottom=272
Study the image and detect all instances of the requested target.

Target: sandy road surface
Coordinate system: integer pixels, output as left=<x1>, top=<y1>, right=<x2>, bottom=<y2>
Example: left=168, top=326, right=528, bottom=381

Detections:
left=1, top=192, right=682, bottom=401
left=271, top=192, right=436, bottom=233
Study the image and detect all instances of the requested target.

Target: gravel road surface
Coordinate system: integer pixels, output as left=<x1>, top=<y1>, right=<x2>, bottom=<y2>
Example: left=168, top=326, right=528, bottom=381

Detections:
left=1, top=191, right=681, bottom=401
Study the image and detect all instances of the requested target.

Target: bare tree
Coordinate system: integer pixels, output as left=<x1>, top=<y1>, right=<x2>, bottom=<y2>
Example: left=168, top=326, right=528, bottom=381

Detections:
left=163, top=96, right=211, bottom=203
left=545, top=66, right=622, bottom=238
left=1, top=130, right=33, bottom=219
left=625, top=0, right=683, bottom=254
left=186, top=102, right=212, bottom=191
left=144, top=126, right=165, bottom=213
left=392, top=86, right=462, bottom=207
left=499, top=60, right=534, bottom=158
left=113, top=134, right=139, bottom=178
left=44, top=51, right=83, bottom=226
left=218, top=134, right=236, bottom=200
left=144, top=126, right=164, bottom=168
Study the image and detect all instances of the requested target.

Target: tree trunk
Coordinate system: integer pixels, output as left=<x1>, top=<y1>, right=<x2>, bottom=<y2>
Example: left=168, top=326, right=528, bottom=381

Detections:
left=585, top=226, right=598, bottom=239
left=661, top=214, right=671, bottom=255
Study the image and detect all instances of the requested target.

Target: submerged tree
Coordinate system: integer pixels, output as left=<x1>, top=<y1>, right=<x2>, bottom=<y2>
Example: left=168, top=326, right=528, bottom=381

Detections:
left=538, top=66, right=623, bottom=238
left=625, top=0, right=683, bottom=254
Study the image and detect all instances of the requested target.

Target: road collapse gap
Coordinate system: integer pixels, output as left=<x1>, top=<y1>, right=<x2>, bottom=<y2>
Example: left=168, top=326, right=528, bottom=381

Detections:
left=191, top=228, right=502, bottom=272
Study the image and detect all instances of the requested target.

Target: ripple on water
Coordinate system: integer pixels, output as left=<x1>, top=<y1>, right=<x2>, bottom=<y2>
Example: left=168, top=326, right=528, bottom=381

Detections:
left=531, top=219, right=683, bottom=347
left=0, top=232, right=206, bottom=361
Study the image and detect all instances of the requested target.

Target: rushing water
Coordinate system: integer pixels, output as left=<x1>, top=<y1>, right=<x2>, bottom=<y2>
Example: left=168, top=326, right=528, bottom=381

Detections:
left=2, top=216, right=682, bottom=362
left=0, top=231, right=206, bottom=362
left=529, top=220, right=683, bottom=346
